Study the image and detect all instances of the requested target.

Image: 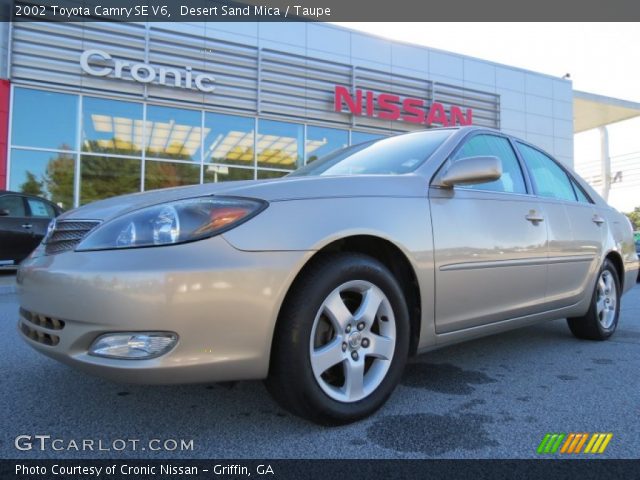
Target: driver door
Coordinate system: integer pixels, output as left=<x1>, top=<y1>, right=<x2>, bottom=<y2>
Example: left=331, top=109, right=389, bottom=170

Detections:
left=429, top=133, right=548, bottom=333
left=0, top=194, right=32, bottom=266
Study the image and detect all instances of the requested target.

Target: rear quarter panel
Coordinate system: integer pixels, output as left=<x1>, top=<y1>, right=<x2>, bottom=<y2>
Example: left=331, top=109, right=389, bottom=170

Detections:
left=601, top=206, right=639, bottom=294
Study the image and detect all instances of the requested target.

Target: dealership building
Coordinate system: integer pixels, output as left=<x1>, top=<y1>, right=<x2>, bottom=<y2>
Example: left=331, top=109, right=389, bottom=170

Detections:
left=0, top=21, right=638, bottom=209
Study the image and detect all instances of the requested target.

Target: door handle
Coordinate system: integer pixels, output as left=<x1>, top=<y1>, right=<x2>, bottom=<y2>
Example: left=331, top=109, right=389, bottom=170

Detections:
left=525, top=211, right=544, bottom=223
left=592, top=215, right=605, bottom=225
left=21, top=223, right=32, bottom=229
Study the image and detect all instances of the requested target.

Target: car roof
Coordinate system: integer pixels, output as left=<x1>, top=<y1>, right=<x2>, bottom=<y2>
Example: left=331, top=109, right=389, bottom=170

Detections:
left=2, top=190, right=44, bottom=197
left=0, top=190, right=59, bottom=204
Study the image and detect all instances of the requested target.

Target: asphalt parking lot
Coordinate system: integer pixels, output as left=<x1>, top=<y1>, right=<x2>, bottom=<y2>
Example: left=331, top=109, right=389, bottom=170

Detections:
left=1, top=271, right=638, bottom=459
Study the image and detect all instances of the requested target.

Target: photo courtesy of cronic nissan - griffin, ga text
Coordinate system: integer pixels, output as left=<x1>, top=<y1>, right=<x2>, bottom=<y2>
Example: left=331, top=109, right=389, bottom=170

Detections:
left=17, top=127, right=639, bottom=425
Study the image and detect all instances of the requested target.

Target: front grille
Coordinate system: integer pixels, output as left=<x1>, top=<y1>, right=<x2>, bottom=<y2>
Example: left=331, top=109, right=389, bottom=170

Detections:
left=19, top=308, right=65, bottom=346
left=20, top=308, right=65, bottom=330
left=20, top=322, right=60, bottom=346
left=44, top=220, right=100, bottom=255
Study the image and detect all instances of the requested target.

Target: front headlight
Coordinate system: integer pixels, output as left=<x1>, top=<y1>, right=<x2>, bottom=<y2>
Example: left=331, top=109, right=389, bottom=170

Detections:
left=76, top=196, right=267, bottom=251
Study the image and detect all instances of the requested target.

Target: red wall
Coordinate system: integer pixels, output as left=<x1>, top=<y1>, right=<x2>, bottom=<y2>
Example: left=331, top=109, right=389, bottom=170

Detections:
left=0, top=79, right=9, bottom=190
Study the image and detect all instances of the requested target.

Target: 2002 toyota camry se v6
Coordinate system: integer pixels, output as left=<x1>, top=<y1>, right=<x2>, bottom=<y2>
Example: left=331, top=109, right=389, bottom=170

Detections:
left=17, top=126, right=639, bottom=424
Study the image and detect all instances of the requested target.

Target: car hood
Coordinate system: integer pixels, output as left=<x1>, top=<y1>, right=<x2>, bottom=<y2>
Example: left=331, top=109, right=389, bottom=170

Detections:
left=60, top=174, right=428, bottom=222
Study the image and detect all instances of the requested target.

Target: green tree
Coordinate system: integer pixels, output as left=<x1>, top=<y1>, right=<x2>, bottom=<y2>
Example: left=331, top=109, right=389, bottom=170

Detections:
left=19, top=171, right=45, bottom=197
left=625, top=206, right=640, bottom=231
left=77, top=155, right=141, bottom=205
left=44, top=154, right=75, bottom=210
left=145, top=161, right=200, bottom=191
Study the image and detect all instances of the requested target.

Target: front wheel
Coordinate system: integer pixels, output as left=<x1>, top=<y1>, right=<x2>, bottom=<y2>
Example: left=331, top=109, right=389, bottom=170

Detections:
left=266, top=253, right=410, bottom=425
left=567, top=259, right=621, bottom=341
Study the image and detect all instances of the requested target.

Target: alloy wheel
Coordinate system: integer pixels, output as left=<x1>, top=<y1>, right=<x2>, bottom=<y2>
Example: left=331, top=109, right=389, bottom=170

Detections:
left=596, top=270, right=617, bottom=329
left=309, top=280, right=396, bottom=403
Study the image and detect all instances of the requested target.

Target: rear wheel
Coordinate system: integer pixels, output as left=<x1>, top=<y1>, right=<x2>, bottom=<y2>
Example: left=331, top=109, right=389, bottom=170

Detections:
left=266, top=253, right=410, bottom=425
left=567, top=259, right=620, bottom=340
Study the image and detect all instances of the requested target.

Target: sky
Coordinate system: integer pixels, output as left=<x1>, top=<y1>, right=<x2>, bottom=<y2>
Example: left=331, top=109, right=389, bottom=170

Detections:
left=335, top=23, right=640, bottom=212
left=335, top=23, right=640, bottom=102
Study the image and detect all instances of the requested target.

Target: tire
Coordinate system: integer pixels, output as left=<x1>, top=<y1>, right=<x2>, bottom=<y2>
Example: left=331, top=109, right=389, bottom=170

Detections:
left=266, top=252, right=410, bottom=425
left=567, top=259, right=621, bottom=341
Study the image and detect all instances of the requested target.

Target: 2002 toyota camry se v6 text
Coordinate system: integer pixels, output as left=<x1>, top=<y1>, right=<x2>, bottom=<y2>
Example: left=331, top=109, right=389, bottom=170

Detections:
left=17, top=126, right=639, bottom=424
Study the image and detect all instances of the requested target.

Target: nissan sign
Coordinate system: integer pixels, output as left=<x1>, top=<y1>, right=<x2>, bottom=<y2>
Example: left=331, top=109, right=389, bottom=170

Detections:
left=334, top=85, right=473, bottom=127
left=80, top=49, right=216, bottom=93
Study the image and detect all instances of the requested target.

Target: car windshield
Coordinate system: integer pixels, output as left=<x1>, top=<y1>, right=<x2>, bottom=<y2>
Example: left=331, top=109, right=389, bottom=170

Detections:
left=289, top=129, right=453, bottom=177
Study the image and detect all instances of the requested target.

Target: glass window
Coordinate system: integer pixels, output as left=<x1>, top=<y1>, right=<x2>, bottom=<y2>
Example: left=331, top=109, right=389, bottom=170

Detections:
left=145, top=160, right=200, bottom=191
left=204, top=165, right=254, bottom=183
left=9, top=149, right=75, bottom=210
left=306, top=126, right=349, bottom=164
left=451, top=134, right=527, bottom=194
left=517, top=143, right=577, bottom=202
left=12, top=88, right=77, bottom=150
left=351, top=131, right=385, bottom=145
left=204, top=113, right=255, bottom=167
left=570, top=178, right=592, bottom=204
left=0, top=195, right=26, bottom=217
left=82, top=97, right=143, bottom=156
left=291, top=130, right=452, bottom=177
left=146, top=105, right=202, bottom=162
left=80, top=156, right=141, bottom=205
left=26, top=198, right=55, bottom=218
left=257, top=120, right=303, bottom=170
left=258, top=170, right=288, bottom=180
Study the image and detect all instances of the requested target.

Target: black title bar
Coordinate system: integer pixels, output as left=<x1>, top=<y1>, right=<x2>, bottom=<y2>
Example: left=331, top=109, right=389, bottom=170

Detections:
left=2, top=459, right=640, bottom=480
left=2, top=0, right=640, bottom=21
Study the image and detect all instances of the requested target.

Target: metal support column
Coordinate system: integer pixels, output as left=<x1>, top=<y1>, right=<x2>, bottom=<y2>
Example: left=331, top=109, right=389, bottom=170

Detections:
left=599, top=126, right=611, bottom=201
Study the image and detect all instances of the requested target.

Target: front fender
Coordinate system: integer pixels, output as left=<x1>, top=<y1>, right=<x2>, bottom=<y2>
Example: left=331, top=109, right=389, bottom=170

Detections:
left=222, top=196, right=438, bottom=350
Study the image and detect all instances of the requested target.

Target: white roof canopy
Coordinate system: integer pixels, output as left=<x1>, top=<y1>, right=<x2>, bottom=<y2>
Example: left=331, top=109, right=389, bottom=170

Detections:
left=573, top=91, right=640, bottom=133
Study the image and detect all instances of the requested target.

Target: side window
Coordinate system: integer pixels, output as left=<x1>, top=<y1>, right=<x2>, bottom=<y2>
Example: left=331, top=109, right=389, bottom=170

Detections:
left=517, top=142, right=576, bottom=202
left=0, top=195, right=27, bottom=217
left=26, top=198, right=56, bottom=218
left=570, top=178, right=593, bottom=204
left=451, top=134, right=527, bottom=194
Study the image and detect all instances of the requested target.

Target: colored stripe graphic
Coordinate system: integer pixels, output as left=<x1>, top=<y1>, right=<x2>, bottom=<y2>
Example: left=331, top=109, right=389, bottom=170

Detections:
left=537, top=433, right=565, bottom=454
left=537, top=434, right=552, bottom=454
left=598, top=433, right=613, bottom=453
left=591, top=434, right=606, bottom=453
left=540, top=433, right=613, bottom=454
left=567, top=433, right=583, bottom=453
left=560, top=433, right=575, bottom=453
left=584, top=434, right=599, bottom=453
left=544, top=434, right=558, bottom=454
left=550, top=434, right=565, bottom=453
left=584, top=433, right=613, bottom=454
left=574, top=433, right=588, bottom=453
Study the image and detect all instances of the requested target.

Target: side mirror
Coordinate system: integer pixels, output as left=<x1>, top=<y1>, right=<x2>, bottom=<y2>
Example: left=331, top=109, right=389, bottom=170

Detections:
left=0, top=208, right=10, bottom=217
left=436, top=155, right=502, bottom=188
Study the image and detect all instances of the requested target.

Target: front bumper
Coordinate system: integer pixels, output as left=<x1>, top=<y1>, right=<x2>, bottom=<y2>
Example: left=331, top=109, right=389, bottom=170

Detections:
left=17, top=236, right=309, bottom=384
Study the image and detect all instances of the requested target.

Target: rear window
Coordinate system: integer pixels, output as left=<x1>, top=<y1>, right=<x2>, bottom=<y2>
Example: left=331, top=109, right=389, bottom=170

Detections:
left=289, top=130, right=453, bottom=177
left=517, top=142, right=577, bottom=202
left=27, top=198, right=56, bottom=218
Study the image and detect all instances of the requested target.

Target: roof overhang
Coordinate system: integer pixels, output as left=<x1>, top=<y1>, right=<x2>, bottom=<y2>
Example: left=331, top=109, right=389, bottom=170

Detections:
left=574, top=91, right=640, bottom=133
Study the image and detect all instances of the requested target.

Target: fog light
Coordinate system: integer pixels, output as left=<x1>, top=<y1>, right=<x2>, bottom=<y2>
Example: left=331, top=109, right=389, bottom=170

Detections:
left=89, top=332, right=177, bottom=359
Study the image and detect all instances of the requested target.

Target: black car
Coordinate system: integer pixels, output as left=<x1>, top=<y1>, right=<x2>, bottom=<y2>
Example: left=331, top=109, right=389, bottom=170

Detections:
left=0, top=191, right=62, bottom=268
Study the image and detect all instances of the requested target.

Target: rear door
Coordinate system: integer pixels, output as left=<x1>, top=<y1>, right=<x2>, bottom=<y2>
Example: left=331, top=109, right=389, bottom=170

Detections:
left=516, top=142, right=603, bottom=308
left=429, top=133, right=548, bottom=333
left=24, top=196, right=57, bottom=238
left=0, top=194, right=32, bottom=266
